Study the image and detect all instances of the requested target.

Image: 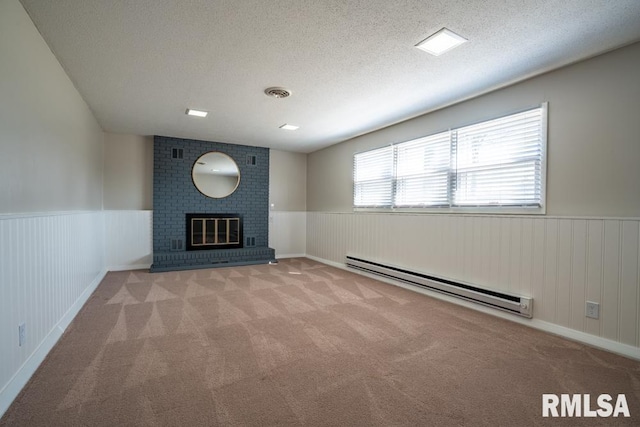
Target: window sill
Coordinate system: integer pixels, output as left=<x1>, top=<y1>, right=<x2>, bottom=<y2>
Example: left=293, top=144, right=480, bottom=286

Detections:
left=353, top=206, right=546, bottom=215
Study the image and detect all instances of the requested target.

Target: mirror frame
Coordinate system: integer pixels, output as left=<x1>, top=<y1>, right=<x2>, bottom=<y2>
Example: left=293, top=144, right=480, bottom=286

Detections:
left=191, top=151, right=241, bottom=199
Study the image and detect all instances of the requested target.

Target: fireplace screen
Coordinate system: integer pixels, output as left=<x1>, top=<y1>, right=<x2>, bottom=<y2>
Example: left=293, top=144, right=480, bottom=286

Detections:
left=186, top=214, right=242, bottom=250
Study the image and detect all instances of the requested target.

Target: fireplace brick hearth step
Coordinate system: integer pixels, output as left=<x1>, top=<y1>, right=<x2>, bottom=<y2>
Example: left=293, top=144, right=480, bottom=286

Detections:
left=150, top=247, right=276, bottom=272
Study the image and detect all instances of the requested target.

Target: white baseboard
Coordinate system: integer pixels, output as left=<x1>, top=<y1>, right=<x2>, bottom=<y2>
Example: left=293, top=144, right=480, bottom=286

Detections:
left=0, top=269, right=107, bottom=418
left=305, top=255, right=342, bottom=269
left=306, top=255, right=640, bottom=361
left=108, top=264, right=152, bottom=272
left=275, top=253, right=307, bottom=259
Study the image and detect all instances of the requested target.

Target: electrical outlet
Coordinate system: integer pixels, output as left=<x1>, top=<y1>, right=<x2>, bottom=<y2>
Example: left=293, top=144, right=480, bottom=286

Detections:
left=586, top=301, right=600, bottom=319
left=18, top=323, right=25, bottom=347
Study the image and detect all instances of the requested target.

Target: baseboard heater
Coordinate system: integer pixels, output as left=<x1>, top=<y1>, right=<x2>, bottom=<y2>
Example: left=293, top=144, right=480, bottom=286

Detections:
left=345, top=255, right=532, bottom=318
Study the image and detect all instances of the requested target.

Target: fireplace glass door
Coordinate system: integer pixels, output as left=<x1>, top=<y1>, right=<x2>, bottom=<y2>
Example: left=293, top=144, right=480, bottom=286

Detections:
left=191, top=217, right=240, bottom=247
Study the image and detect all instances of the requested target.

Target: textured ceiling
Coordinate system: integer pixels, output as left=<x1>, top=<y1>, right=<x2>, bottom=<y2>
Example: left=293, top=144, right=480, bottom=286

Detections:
left=20, top=0, right=640, bottom=153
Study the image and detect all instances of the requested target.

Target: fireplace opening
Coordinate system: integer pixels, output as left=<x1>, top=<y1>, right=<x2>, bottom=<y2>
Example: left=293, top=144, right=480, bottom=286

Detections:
left=186, top=214, right=243, bottom=250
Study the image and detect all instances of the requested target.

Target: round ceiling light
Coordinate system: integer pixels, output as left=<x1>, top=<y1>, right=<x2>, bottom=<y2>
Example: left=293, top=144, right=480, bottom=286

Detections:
left=264, top=87, right=291, bottom=98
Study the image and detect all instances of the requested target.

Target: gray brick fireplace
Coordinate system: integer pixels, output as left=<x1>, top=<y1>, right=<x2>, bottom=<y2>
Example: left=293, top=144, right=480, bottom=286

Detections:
left=150, top=136, right=275, bottom=272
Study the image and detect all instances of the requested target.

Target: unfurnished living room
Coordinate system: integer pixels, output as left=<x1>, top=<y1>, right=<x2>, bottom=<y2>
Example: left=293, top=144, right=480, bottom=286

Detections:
left=1, top=0, right=640, bottom=425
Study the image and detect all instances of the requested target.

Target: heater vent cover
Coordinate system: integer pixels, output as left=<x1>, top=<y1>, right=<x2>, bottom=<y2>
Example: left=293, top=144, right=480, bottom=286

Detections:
left=346, top=255, right=532, bottom=318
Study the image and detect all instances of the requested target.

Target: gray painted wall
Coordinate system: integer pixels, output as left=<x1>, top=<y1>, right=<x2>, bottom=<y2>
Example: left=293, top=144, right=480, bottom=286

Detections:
left=0, top=1, right=105, bottom=417
left=269, top=150, right=307, bottom=212
left=103, top=134, right=153, bottom=210
left=0, top=0, right=103, bottom=214
left=308, top=42, right=640, bottom=217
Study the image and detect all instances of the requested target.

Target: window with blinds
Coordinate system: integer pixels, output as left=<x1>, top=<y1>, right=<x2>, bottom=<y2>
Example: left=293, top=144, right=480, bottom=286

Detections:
left=353, top=145, right=394, bottom=207
left=452, top=108, right=544, bottom=207
left=353, top=104, right=546, bottom=211
left=395, top=131, right=451, bottom=207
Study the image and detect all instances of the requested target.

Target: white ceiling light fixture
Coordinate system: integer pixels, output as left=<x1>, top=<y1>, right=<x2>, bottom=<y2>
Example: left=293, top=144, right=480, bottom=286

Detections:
left=186, top=108, right=208, bottom=117
left=279, top=124, right=299, bottom=131
left=416, top=28, right=467, bottom=56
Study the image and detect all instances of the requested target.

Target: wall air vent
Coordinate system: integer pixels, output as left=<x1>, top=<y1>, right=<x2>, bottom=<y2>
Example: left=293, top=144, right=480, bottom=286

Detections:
left=170, top=238, right=183, bottom=251
left=172, top=148, right=183, bottom=159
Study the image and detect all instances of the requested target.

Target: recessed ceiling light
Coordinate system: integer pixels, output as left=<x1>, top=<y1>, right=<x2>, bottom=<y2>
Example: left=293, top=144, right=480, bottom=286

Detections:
left=279, top=124, right=299, bottom=131
left=186, top=108, right=208, bottom=117
left=416, top=28, right=467, bottom=56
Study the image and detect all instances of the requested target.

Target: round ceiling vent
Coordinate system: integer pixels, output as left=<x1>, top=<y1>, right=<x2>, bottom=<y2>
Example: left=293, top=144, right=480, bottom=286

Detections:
left=264, top=87, right=291, bottom=98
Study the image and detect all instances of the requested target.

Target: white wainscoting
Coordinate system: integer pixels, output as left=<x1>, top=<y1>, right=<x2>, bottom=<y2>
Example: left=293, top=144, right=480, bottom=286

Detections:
left=2, top=209, right=637, bottom=418
left=103, top=210, right=305, bottom=268
left=307, top=212, right=640, bottom=353
left=269, top=211, right=307, bottom=258
left=104, top=210, right=153, bottom=270
left=103, top=210, right=306, bottom=267
left=0, top=211, right=106, bottom=416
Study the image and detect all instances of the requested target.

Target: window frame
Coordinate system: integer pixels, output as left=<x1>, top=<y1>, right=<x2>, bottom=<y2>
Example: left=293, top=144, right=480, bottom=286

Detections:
left=353, top=103, right=547, bottom=215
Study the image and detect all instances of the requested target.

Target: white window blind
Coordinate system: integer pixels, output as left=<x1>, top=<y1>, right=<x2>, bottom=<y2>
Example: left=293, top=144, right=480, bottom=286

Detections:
left=453, top=108, right=544, bottom=207
left=353, top=104, right=546, bottom=212
left=395, top=131, right=451, bottom=207
left=353, top=145, right=394, bottom=207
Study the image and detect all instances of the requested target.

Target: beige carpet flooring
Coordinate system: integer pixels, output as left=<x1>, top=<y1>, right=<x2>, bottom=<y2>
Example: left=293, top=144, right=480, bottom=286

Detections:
left=1, top=258, right=639, bottom=426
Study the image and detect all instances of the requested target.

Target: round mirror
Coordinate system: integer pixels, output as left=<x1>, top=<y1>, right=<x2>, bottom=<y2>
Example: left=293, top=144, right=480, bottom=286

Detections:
left=192, top=152, right=240, bottom=198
